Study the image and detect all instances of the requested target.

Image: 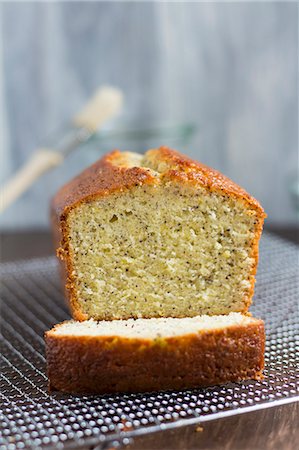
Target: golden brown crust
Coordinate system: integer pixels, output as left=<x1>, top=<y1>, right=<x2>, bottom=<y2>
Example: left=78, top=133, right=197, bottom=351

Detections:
left=51, top=150, right=157, bottom=219
left=45, top=320, right=265, bottom=394
left=146, top=147, right=265, bottom=212
left=52, top=146, right=266, bottom=217
left=51, top=147, right=266, bottom=320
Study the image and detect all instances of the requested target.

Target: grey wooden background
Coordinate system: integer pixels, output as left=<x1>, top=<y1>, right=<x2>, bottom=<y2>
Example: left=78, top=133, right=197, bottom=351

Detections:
left=0, top=1, right=298, bottom=229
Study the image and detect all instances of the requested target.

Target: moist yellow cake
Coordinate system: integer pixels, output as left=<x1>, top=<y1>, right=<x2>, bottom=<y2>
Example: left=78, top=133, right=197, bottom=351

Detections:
left=51, top=146, right=266, bottom=321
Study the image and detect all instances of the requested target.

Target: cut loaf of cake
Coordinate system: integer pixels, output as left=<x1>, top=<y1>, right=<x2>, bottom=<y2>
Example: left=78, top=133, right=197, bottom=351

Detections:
left=46, top=313, right=265, bottom=394
left=51, top=147, right=266, bottom=321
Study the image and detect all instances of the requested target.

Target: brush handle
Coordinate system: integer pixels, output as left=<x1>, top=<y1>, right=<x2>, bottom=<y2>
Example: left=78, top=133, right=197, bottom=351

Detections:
left=0, top=150, right=63, bottom=213
left=0, top=86, right=123, bottom=214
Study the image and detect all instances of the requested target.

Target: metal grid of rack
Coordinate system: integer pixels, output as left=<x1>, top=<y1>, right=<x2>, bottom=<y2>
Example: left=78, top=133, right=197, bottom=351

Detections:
left=1, top=232, right=298, bottom=449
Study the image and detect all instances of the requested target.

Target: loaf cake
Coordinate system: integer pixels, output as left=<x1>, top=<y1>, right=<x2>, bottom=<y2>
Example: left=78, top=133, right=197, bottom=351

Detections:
left=51, top=146, right=266, bottom=321
left=46, top=313, right=265, bottom=394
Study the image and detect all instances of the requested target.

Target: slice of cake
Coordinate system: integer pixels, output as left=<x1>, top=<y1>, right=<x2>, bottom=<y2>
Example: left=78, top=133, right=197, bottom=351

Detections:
left=45, top=313, right=265, bottom=394
left=51, top=146, right=266, bottom=321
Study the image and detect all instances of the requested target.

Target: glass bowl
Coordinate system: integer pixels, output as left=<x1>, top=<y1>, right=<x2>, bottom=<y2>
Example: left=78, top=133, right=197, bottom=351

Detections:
left=80, top=121, right=197, bottom=166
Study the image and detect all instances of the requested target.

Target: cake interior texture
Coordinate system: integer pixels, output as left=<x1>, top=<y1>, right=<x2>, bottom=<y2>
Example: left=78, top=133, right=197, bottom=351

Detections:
left=52, top=313, right=257, bottom=339
left=66, top=152, right=261, bottom=320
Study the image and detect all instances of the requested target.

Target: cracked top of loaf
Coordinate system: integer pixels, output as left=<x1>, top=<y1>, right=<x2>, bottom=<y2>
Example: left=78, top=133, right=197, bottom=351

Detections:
left=52, top=146, right=265, bottom=218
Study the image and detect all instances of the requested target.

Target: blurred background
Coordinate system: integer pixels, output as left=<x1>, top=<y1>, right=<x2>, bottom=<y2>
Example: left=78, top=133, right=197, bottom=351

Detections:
left=0, top=1, right=298, bottom=238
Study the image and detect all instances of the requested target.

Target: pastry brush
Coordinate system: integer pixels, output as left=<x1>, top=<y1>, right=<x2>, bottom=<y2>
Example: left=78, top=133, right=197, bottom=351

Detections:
left=0, top=86, right=123, bottom=213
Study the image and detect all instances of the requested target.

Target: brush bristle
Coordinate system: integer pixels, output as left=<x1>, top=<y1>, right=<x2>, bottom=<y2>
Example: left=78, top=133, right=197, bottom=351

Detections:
left=73, top=86, right=123, bottom=132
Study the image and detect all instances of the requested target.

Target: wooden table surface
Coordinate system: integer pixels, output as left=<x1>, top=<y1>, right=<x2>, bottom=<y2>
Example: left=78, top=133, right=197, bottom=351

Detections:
left=0, top=227, right=298, bottom=450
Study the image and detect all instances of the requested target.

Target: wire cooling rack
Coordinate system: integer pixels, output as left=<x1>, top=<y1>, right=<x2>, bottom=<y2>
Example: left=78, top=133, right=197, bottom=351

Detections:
left=0, top=232, right=298, bottom=450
